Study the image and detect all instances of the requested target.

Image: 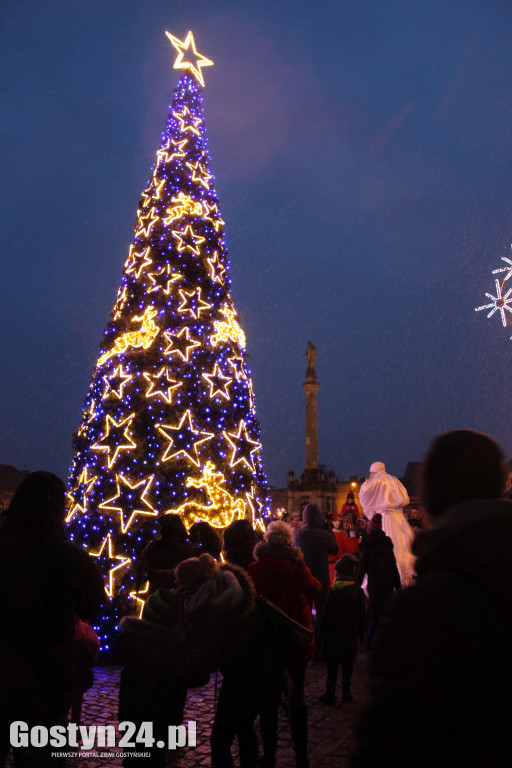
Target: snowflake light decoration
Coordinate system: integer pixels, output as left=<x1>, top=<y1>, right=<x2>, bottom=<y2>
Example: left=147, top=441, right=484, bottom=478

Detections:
left=475, top=245, right=512, bottom=339
left=492, top=255, right=512, bottom=282
left=475, top=279, right=512, bottom=327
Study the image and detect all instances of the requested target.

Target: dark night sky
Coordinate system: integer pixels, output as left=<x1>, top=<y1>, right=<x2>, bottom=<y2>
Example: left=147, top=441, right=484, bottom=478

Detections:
left=1, top=0, right=512, bottom=487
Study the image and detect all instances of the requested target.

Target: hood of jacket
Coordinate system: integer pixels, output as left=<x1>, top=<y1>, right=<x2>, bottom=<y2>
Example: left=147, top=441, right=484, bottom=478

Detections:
left=181, top=560, right=256, bottom=623
left=362, top=529, right=394, bottom=550
left=413, top=498, right=512, bottom=602
left=302, top=505, right=325, bottom=528
left=253, top=540, right=305, bottom=565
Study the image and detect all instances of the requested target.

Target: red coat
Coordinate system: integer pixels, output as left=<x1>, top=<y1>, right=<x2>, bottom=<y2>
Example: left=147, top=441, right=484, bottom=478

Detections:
left=340, top=501, right=361, bottom=520
left=328, top=530, right=360, bottom=584
left=248, top=542, right=322, bottom=666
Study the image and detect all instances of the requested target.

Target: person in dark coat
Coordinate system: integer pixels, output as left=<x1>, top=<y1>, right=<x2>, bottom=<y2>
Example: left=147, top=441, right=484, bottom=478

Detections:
left=117, top=589, right=189, bottom=768
left=140, top=513, right=198, bottom=592
left=222, top=518, right=257, bottom=570
left=294, top=503, right=338, bottom=642
left=318, top=554, right=365, bottom=705
left=0, top=471, right=105, bottom=765
left=175, top=553, right=286, bottom=768
left=353, top=429, right=512, bottom=768
left=249, top=521, right=322, bottom=768
left=188, top=520, right=222, bottom=559
left=356, top=513, right=400, bottom=646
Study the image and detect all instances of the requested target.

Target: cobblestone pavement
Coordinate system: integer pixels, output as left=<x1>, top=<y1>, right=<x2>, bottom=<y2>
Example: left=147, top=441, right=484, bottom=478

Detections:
left=6, top=650, right=370, bottom=767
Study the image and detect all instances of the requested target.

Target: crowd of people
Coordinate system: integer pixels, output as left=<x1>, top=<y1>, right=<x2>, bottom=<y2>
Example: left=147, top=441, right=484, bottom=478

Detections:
left=2, top=429, right=512, bottom=767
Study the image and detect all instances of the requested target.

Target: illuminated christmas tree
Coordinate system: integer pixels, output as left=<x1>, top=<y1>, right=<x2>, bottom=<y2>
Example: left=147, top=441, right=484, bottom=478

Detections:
left=67, top=31, right=269, bottom=647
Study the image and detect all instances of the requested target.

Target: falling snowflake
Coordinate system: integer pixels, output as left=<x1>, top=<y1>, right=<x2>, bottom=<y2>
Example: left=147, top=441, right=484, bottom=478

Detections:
left=475, top=278, right=512, bottom=327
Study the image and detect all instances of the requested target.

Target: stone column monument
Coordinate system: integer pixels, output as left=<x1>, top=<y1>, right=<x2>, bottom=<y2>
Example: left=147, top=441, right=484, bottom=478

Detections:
left=303, top=341, right=320, bottom=470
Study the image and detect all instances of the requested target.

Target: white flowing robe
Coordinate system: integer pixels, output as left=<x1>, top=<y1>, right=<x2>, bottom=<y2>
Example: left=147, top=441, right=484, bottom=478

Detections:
left=359, top=471, right=415, bottom=585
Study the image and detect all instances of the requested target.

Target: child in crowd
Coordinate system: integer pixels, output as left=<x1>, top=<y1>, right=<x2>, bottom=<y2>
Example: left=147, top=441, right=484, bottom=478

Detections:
left=318, top=554, right=365, bottom=706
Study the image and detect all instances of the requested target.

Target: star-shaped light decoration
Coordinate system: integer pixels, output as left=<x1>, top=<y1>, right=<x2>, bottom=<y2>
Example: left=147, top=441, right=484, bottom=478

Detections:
left=156, top=140, right=178, bottom=167
left=157, top=410, right=213, bottom=467
left=143, top=366, right=182, bottom=404
left=202, top=363, right=232, bottom=400
left=129, top=581, right=151, bottom=618
left=177, top=287, right=212, bottom=319
left=173, top=224, right=205, bottom=256
left=98, top=474, right=157, bottom=534
left=172, top=106, right=202, bottom=136
left=186, top=160, right=212, bottom=190
left=66, top=467, right=98, bottom=523
left=92, top=414, right=136, bottom=468
left=164, top=326, right=201, bottom=362
left=223, top=419, right=262, bottom=472
left=475, top=278, right=512, bottom=327
left=112, top=284, right=128, bottom=320
left=143, top=179, right=166, bottom=208
left=135, top=207, right=159, bottom=239
left=102, top=364, right=133, bottom=401
left=245, top=485, right=266, bottom=531
left=206, top=250, right=227, bottom=285
left=147, top=263, right=182, bottom=296
left=125, top=246, right=153, bottom=279
left=165, top=30, right=214, bottom=88
left=203, top=201, right=225, bottom=233
left=90, top=534, right=131, bottom=598
left=227, top=353, right=245, bottom=380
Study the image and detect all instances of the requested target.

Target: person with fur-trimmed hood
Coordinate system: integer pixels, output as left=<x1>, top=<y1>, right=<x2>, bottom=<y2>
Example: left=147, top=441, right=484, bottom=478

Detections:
left=175, top=553, right=286, bottom=768
left=249, top=521, right=322, bottom=768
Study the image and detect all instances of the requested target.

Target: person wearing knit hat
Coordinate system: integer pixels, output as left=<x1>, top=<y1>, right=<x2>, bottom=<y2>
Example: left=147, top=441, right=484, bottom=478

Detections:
left=358, top=461, right=415, bottom=585
left=318, top=552, right=365, bottom=706
left=334, top=553, right=359, bottom=578
left=340, top=491, right=361, bottom=523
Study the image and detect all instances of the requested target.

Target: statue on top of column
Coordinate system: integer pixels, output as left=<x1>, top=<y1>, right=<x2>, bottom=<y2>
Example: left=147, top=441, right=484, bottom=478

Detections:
left=305, top=341, right=317, bottom=380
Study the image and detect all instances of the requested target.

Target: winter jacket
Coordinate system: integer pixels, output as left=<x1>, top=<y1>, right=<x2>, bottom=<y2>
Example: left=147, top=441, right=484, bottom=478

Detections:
left=117, top=615, right=188, bottom=724
left=183, top=562, right=286, bottom=712
left=328, top=530, right=360, bottom=584
left=294, top=506, right=338, bottom=585
left=141, top=537, right=199, bottom=591
left=248, top=542, right=322, bottom=666
left=318, top=579, right=365, bottom=664
left=353, top=498, right=512, bottom=768
left=340, top=501, right=361, bottom=521
left=0, top=526, right=105, bottom=724
left=357, top=529, right=400, bottom=611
